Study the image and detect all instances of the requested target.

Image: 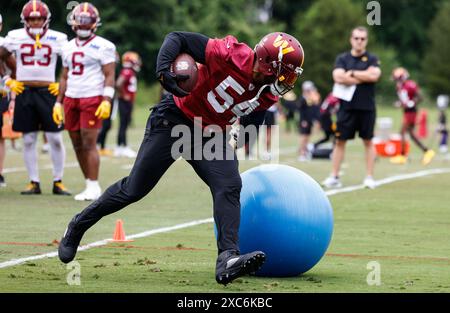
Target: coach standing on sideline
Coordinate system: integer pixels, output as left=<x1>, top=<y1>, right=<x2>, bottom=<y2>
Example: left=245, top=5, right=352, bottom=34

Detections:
left=322, top=26, right=381, bottom=189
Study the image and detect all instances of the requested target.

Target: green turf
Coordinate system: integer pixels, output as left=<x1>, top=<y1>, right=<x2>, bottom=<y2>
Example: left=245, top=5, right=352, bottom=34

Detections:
left=0, top=104, right=449, bottom=292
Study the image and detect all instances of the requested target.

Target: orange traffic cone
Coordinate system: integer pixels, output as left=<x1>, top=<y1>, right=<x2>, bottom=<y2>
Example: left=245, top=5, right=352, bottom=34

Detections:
left=110, top=219, right=133, bottom=242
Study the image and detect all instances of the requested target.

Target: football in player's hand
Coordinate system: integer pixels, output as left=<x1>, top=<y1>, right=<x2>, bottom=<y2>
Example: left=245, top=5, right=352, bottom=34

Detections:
left=171, top=53, right=198, bottom=93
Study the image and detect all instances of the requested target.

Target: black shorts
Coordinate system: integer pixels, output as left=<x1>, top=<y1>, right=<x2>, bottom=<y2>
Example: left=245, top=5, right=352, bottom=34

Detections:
left=320, top=114, right=334, bottom=135
left=263, top=111, right=276, bottom=126
left=13, top=86, right=60, bottom=133
left=298, top=118, right=313, bottom=135
left=0, top=95, right=9, bottom=132
left=336, top=109, right=375, bottom=140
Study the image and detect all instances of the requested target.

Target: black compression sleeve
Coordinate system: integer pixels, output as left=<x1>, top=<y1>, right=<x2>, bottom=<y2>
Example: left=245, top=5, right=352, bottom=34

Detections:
left=156, top=31, right=209, bottom=78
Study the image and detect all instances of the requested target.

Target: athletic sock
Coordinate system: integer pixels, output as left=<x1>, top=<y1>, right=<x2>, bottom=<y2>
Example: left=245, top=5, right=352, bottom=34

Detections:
left=45, top=132, right=66, bottom=181
left=23, top=132, right=39, bottom=182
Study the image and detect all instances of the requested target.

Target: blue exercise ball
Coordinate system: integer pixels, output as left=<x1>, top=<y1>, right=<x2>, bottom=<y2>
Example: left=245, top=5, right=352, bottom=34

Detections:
left=239, top=164, right=334, bottom=277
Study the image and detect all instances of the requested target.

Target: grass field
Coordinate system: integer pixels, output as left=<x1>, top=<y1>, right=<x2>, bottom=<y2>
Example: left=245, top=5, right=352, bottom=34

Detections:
left=0, top=102, right=449, bottom=293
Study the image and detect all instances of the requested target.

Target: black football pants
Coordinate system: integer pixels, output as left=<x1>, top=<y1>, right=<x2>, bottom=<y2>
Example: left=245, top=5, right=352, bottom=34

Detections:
left=117, top=98, right=133, bottom=146
left=68, top=107, right=242, bottom=254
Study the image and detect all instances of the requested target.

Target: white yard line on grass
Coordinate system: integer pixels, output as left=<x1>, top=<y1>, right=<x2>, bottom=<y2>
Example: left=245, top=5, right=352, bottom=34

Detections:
left=2, top=162, right=79, bottom=174
left=0, top=167, right=449, bottom=269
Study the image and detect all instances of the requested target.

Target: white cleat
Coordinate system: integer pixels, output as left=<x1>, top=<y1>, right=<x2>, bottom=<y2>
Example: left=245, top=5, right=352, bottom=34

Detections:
left=114, top=146, right=124, bottom=157
left=74, top=185, right=101, bottom=201
left=121, top=146, right=137, bottom=158
left=321, top=176, right=342, bottom=189
left=297, top=155, right=310, bottom=162
left=363, top=176, right=376, bottom=189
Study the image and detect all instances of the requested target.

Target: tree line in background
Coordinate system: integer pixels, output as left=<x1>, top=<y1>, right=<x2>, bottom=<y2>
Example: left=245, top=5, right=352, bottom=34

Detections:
left=1, top=0, right=449, bottom=101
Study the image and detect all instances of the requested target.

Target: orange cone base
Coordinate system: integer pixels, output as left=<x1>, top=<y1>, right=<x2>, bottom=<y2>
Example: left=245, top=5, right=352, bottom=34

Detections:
left=109, top=219, right=134, bottom=242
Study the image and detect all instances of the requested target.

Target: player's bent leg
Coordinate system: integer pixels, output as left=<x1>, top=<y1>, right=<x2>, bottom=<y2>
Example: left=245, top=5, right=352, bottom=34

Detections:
left=188, top=150, right=266, bottom=284
left=211, top=183, right=266, bottom=285
left=59, top=114, right=178, bottom=263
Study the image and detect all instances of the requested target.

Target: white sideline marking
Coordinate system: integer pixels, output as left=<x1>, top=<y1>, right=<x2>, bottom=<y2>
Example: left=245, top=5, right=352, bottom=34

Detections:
left=0, top=168, right=449, bottom=269
left=3, top=162, right=79, bottom=174
left=325, top=168, right=450, bottom=196
left=0, top=219, right=213, bottom=269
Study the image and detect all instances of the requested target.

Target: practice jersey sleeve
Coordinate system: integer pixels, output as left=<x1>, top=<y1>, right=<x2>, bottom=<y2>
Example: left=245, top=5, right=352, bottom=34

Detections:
left=2, top=31, right=19, bottom=53
left=205, top=36, right=236, bottom=61
left=100, top=41, right=116, bottom=65
left=205, top=35, right=253, bottom=73
left=54, top=33, right=69, bottom=56
left=156, top=31, right=209, bottom=76
left=62, top=44, right=69, bottom=68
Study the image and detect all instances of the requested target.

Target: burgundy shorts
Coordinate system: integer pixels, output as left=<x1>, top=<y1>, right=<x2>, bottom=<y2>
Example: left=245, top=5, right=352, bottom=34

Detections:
left=63, top=96, right=103, bottom=131
left=403, top=111, right=417, bottom=127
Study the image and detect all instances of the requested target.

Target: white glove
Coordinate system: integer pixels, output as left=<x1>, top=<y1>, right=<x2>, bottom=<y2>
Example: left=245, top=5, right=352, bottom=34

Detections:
left=229, top=124, right=241, bottom=150
left=406, top=100, right=415, bottom=108
left=270, top=80, right=291, bottom=97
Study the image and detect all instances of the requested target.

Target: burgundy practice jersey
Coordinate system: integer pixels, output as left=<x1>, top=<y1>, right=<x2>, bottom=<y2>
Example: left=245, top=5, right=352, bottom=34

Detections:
left=173, top=36, right=278, bottom=129
left=119, top=68, right=137, bottom=102
left=397, top=80, right=419, bottom=111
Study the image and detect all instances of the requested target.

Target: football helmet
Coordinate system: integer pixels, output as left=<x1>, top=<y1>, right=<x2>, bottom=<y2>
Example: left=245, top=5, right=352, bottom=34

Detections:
left=254, top=32, right=304, bottom=96
left=68, top=2, right=101, bottom=39
left=122, top=51, right=142, bottom=72
left=20, top=0, right=51, bottom=37
left=392, top=67, right=409, bottom=81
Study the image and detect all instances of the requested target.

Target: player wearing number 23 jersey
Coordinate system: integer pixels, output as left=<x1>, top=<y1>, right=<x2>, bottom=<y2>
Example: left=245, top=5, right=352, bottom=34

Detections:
left=0, top=0, right=71, bottom=196
left=1, top=25, right=67, bottom=133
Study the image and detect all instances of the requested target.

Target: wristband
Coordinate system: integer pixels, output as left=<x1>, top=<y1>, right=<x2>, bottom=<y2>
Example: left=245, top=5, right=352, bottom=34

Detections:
left=2, top=75, right=11, bottom=84
left=103, top=86, right=115, bottom=99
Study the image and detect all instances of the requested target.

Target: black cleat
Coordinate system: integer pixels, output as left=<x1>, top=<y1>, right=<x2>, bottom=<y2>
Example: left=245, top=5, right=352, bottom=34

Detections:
left=0, top=174, right=6, bottom=187
left=53, top=180, right=71, bottom=196
left=20, top=181, right=41, bottom=195
left=215, top=250, right=266, bottom=285
left=58, top=217, right=84, bottom=263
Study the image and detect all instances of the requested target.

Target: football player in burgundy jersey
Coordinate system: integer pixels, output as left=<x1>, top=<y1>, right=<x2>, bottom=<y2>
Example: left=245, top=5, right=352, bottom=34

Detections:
left=0, top=1, right=71, bottom=196
left=58, top=31, right=304, bottom=285
left=113, top=51, right=141, bottom=158
left=390, top=67, right=435, bottom=165
left=53, top=2, right=116, bottom=201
